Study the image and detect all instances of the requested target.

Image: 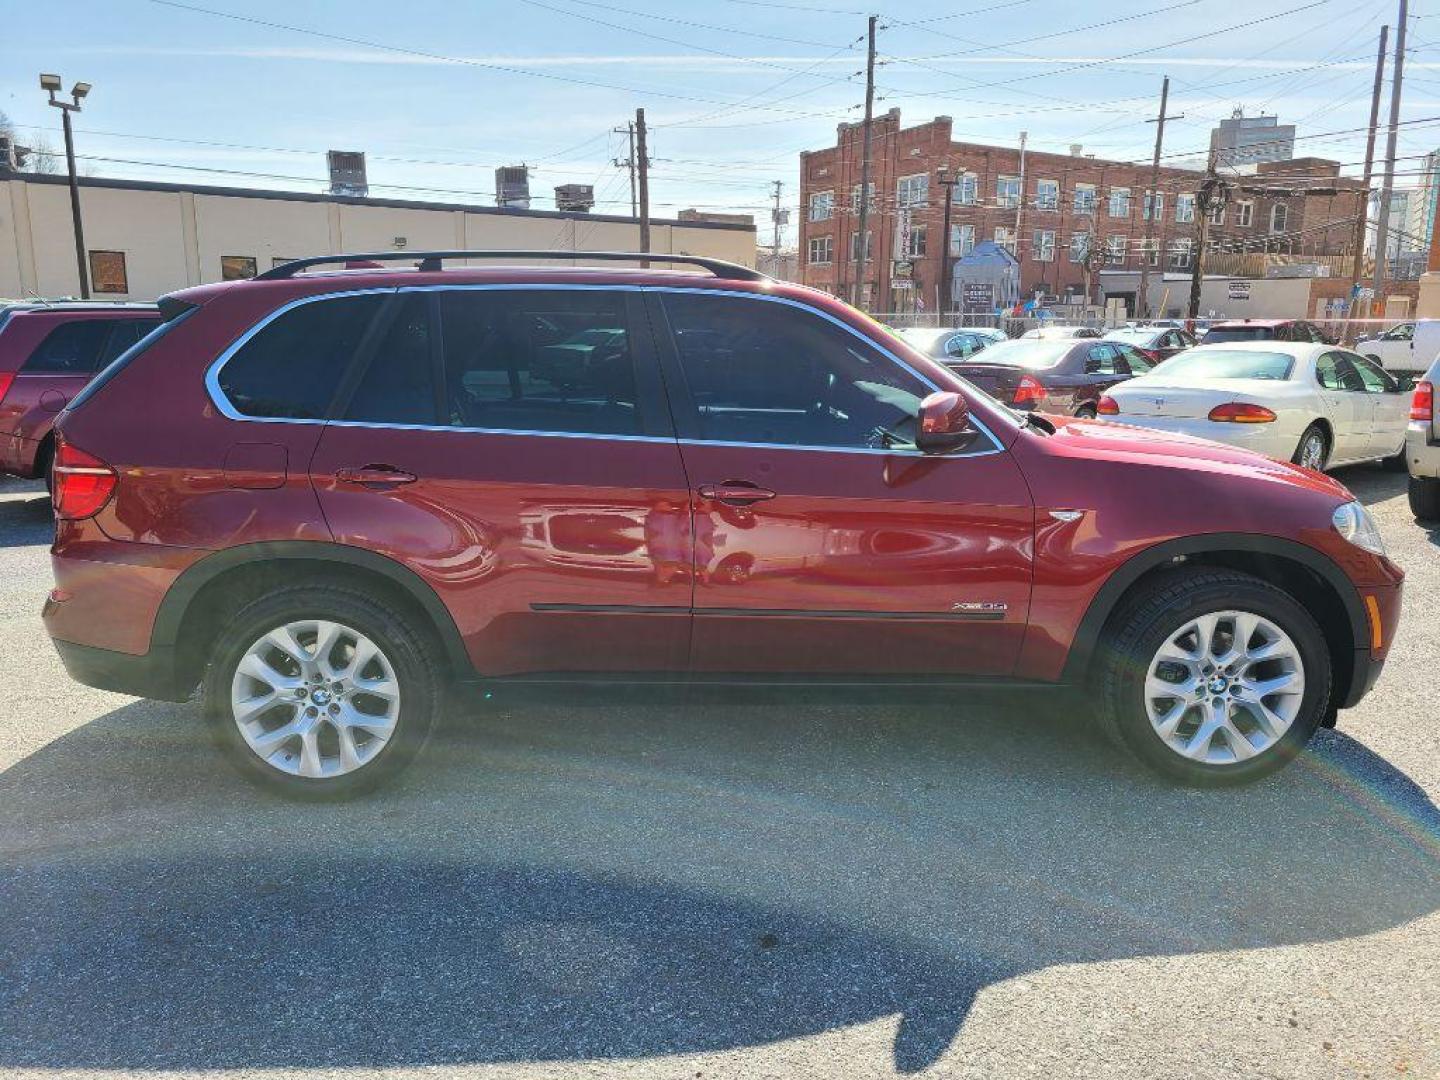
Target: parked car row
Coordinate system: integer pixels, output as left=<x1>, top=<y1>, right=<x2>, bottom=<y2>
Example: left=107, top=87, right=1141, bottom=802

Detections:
left=36, top=251, right=1403, bottom=800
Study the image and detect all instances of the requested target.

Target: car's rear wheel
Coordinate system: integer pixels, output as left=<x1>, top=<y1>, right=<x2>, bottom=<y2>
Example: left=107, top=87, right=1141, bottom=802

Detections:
left=1410, top=475, right=1440, bottom=520
left=1291, top=423, right=1329, bottom=471
left=1095, top=569, right=1330, bottom=786
left=203, top=585, right=439, bottom=799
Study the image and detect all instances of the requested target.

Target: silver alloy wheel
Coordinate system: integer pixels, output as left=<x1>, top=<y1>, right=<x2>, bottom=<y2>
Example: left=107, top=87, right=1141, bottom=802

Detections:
left=1143, top=610, right=1305, bottom=766
left=230, top=619, right=400, bottom=779
left=1298, top=429, right=1326, bottom=470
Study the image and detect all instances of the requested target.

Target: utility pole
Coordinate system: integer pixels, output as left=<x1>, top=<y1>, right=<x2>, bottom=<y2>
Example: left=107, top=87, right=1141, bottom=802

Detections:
left=851, top=14, right=878, bottom=309
left=1372, top=0, right=1407, bottom=313
left=613, top=121, right=637, bottom=217
left=1013, top=130, right=1028, bottom=273
left=1350, top=26, right=1388, bottom=315
left=937, top=163, right=957, bottom=318
left=770, top=180, right=784, bottom=262
left=1188, top=148, right=1224, bottom=321
left=635, top=107, right=651, bottom=266
left=1138, top=76, right=1181, bottom=319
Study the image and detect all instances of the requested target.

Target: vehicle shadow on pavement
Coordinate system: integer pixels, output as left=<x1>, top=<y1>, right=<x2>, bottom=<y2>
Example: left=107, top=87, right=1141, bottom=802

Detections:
left=2, top=695, right=1438, bottom=1074
left=0, top=489, right=53, bottom=548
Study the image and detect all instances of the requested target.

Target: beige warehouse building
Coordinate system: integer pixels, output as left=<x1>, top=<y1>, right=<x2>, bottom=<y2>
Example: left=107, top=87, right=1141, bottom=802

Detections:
left=1, top=172, right=756, bottom=301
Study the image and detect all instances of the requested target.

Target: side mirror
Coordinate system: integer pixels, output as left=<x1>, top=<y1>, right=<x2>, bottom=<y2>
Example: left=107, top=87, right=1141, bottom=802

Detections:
left=915, top=391, right=974, bottom=453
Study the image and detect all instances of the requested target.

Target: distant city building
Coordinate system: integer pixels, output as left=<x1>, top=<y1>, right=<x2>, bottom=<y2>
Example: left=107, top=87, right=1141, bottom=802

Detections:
left=1370, top=189, right=1423, bottom=258
left=677, top=208, right=756, bottom=227
left=1412, top=150, right=1440, bottom=255
left=1210, top=108, right=1295, bottom=168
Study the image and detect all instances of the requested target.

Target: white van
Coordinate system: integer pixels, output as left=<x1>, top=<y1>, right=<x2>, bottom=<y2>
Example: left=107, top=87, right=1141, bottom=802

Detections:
left=1353, top=319, right=1440, bottom=376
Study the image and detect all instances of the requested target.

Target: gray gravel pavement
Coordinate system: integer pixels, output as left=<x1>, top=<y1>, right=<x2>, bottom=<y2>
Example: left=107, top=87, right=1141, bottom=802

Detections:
left=1, top=468, right=1436, bottom=1079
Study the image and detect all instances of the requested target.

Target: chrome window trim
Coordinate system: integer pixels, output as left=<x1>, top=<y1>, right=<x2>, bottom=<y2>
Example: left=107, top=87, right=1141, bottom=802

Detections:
left=203, top=281, right=1004, bottom=457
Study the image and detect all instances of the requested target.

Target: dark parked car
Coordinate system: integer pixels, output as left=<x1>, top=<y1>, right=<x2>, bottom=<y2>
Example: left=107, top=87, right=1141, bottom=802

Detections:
left=1103, top=325, right=1198, bottom=362
left=1201, top=319, right=1335, bottom=345
left=44, top=251, right=1402, bottom=797
left=894, top=327, right=1003, bottom=363
left=0, top=302, right=159, bottom=483
left=947, top=337, right=1157, bottom=417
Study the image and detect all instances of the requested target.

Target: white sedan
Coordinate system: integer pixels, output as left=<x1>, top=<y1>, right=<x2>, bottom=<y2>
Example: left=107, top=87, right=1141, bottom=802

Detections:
left=1098, top=342, right=1411, bottom=471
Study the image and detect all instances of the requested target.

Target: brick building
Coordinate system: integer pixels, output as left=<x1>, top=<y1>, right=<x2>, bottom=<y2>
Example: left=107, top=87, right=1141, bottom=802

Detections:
left=798, top=110, right=1365, bottom=315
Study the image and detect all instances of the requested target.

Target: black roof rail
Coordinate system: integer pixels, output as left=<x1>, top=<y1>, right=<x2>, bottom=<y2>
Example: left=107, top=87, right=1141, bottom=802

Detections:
left=255, top=250, right=768, bottom=282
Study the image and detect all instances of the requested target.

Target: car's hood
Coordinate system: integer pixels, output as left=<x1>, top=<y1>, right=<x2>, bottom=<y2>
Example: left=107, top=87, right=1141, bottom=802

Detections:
left=1041, top=415, right=1353, bottom=500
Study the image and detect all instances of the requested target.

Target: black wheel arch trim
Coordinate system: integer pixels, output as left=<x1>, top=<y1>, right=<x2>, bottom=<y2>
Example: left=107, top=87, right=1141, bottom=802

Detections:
left=1061, top=532, right=1367, bottom=684
left=150, top=540, right=472, bottom=676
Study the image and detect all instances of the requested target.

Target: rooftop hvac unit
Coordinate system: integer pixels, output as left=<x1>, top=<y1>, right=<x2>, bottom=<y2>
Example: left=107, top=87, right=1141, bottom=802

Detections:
left=327, top=151, right=368, bottom=197
left=496, top=165, right=531, bottom=209
left=554, top=184, right=595, bottom=212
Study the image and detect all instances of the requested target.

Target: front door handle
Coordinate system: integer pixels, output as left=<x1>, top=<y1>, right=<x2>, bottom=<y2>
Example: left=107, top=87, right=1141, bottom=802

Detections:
left=335, top=464, right=418, bottom=487
left=697, top=481, right=777, bottom=505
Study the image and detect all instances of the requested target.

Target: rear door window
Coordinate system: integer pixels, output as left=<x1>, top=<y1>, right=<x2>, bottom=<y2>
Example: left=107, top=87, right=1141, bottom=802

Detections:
left=343, top=294, right=438, bottom=426
left=437, top=289, right=643, bottom=436
left=23, top=319, right=115, bottom=374
left=218, top=293, right=386, bottom=419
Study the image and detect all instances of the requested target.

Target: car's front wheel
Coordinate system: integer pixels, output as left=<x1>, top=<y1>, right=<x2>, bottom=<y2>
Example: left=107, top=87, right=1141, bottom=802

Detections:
left=1095, top=569, right=1330, bottom=786
left=203, top=585, right=440, bottom=799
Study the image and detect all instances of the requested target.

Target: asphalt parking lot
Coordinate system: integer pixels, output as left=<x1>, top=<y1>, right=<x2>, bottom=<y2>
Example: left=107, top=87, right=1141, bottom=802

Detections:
left=0, top=468, right=1436, bottom=1080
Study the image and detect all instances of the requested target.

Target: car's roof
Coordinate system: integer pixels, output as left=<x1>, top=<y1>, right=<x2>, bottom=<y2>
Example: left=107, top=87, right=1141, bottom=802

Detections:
left=1, top=301, right=158, bottom=315
left=1178, top=340, right=1327, bottom=358
left=1205, top=318, right=1294, bottom=328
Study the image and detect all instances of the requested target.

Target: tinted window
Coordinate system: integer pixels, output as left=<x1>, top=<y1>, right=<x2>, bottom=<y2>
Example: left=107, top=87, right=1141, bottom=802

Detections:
left=663, top=293, right=928, bottom=449
left=97, top=319, right=156, bottom=367
left=23, top=319, right=114, bottom=374
left=1203, top=326, right=1275, bottom=343
left=968, top=339, right=1072, bottom=369
left=345, top=295, right=437, bottom=425
left=219, top=294, right=383, bottom=419
left=439, top=289, right=640, bottom=435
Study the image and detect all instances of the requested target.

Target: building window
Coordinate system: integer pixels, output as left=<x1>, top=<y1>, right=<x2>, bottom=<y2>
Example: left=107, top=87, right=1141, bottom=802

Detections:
left=950, top=223, right=975, bottom=256
left=1236, top=200, right=1254, bottom=227
left=222, top=255, right=258, bottom=281
left=1206, top=201, right=1225, bottom=226
left=808, top=191, right=834, bottom=222
left=1175, top=194, right=1196, bottom=223
left=1108, top=188, right=1131, bottom=218
left=1035, top=179, right=1059, bottom=211
left=1069, top=232, right=1091, bottom=263
left=1168, top=237, right=1194, bottom=269
left=1074, top=184, right=1096, bottom=215
left=1034, top=229, right=1056, bottom=262
left=1143, top=190, right=1165, bottom=221
left=994, top=226, right=1016, bottom=254
left=848, top=231, right=872, bottom=261
left=850, top=183, right=874, bottom=213
left=897, top=173, right=929, bottom=208
left=957, top=173, right=978, bottom=206
left=900, top=223, right=927, bottom=258
left=997, top=176, right=1021, bottom=209
left=1140, top=237, right=1160, bottom=266
left=1270, top=203, right=1289, bottom=234
left=808, top=236, right=834, bottom=264
left=1105, top=236, right=1127, bottom=265
left=88, top=250, right=128, bottom=294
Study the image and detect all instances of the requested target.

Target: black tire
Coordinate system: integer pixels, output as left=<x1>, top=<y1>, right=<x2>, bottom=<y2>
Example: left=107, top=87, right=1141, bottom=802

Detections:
left=1291, top=422, right=1329, bottom=471
left=1074, top=404, right=1098, bottom=420
left=202, top=585, right=441, bottom=800
left=36, top=439, right=54, bottom=496
left=1094, top=568, right=1332, bottom=787
left=1410, top=475, right=1440, bottom=521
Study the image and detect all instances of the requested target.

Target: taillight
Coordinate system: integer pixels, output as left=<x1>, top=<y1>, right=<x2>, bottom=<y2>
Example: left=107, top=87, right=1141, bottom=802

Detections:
left=52, top=438, right=118, bottom=520
left=0, top=372, right=13, bottom=404
left=1013, top=374, right=1046, bottom=407
left=1412, top=380, right=1434, bottom=421
left=1207, top=402, right=1277, bottom=424
left=1097, top=394, right=1119, bottom=415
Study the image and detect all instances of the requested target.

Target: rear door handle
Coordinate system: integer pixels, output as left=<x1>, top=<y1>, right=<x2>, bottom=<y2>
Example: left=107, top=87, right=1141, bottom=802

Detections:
left=697, top=481, right=777, bottom=505
left=335, top=465, right=418, bottom=487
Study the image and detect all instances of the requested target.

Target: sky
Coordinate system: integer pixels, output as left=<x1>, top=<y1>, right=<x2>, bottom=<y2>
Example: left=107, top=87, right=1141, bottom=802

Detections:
left=3, top=0, right=1439, bottom=248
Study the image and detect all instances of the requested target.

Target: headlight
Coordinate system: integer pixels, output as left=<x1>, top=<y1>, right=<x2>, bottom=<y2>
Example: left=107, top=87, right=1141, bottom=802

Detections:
left=1332, top=500, right=1387, bottom=556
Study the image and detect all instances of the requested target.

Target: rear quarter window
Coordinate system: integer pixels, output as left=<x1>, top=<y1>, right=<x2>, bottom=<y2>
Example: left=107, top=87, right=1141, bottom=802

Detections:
left=217, top=294, right=385, bottom=420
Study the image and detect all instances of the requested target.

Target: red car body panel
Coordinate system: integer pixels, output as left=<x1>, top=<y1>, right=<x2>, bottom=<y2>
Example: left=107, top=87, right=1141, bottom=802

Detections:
left=42, top=267, right=1403, bottom=710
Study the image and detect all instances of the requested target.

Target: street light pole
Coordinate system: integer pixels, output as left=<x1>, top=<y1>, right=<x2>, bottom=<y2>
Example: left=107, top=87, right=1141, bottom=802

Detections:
left=936, top=164, right=957, bottom=321
left=42, top=74, right=92, bottom=299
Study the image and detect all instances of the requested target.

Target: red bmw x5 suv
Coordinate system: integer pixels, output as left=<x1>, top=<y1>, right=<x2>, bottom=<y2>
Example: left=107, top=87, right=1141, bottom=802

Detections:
left=44, top=251, right=1403, bottom=798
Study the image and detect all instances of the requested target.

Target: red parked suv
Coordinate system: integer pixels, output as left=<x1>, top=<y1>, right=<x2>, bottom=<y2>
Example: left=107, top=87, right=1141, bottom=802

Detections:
left=0, top=302, right=159, bottom=483
left=43, top=252, right=1403, bottom=798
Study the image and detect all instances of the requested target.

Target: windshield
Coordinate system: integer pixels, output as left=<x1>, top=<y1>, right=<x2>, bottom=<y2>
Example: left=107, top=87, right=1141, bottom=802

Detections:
left=1149, top=349, right=1294, bottom=380
left=960, top=339, right=1072, bottom=369
left=1104, top=329, right=1158, bottom=344
left=1203, top=325, right=1276, bottom=342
